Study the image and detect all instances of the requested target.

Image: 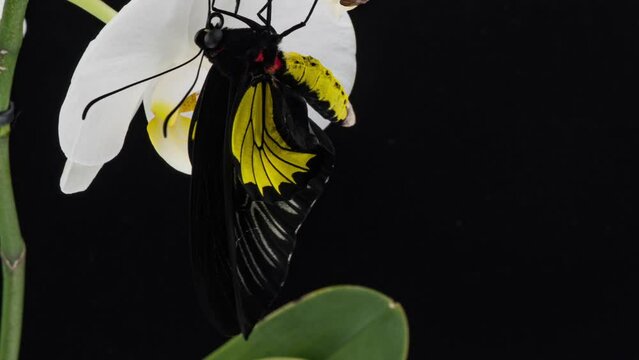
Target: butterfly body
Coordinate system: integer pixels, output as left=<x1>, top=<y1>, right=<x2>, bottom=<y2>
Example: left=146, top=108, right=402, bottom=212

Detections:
left=188, top=3, right=351, bottom=338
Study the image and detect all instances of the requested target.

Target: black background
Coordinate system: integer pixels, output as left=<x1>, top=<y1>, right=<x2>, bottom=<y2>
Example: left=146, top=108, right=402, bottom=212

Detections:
left=6, top=0, right=639, bottom=359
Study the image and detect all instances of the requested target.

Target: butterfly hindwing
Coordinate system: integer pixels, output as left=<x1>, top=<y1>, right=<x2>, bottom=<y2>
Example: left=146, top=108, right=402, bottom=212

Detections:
left=230, top=80, right=329, bottom=203
left=190, top=70, right=335, bottom=337
left=230, top=84, right=335, bottom=335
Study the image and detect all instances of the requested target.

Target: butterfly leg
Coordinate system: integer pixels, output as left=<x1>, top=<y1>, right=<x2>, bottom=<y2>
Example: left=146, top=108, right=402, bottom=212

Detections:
left=280, top=0, right=319, bottom=37
left=257, top=2, right=268, bottom=24
left=257, top=0, right=274, bottom=28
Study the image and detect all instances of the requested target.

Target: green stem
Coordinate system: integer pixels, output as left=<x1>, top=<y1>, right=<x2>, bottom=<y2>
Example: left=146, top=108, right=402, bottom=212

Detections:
left=0, top=0, right=29, bottom=359
left=0, top=138, right=24, bottom=360
left=68, top=0, right=116, bottom=23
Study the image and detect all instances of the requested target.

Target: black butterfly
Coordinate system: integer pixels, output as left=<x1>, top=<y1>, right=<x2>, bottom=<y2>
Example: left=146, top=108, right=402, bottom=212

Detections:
left=84, top=0, right=355, bottom=338
left=189, top=0, right=356, bottom=337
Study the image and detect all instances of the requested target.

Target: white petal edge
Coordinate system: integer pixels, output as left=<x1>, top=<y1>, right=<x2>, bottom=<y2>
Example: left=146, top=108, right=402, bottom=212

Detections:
left=60, top=160, right=103, bottom=194
left=59, top=0, right=198, bottom=169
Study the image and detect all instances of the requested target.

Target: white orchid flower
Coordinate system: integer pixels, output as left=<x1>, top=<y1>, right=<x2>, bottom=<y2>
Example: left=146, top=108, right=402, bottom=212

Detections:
left=59, top=0, right=358, bottom=194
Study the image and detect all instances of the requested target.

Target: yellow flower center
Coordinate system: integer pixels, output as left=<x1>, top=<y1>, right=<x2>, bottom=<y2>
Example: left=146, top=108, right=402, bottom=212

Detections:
left=146, top=93, right=199, bottom=173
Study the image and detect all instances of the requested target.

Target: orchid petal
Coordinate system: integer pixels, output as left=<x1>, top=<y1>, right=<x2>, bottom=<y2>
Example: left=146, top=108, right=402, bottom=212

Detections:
left=187, top=0, right=211, bottom=44
left=59, top=0, right=198, bottom=192
left=142, top=55, right=211, bottom=174
left=140, top=0, right=216, bottom=175
left=138, top=0, right=211, bottom=174
left=60, top=160, right=103, bottom=194
left=146, top=102, right=194, bottom=175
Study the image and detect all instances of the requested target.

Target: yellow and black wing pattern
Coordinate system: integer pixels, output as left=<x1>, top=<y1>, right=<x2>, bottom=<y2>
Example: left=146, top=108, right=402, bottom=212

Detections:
left=231, top=79, right=333, bottom=202
left=278, top=52, right=351, bottom=124
left=189, top=70, right=335, bottom=337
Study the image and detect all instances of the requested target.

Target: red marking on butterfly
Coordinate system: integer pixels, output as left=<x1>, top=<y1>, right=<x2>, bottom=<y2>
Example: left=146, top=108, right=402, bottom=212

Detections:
left=255, top=50, right=282, bottom=74
left=266, top=56, right=282, bottom=74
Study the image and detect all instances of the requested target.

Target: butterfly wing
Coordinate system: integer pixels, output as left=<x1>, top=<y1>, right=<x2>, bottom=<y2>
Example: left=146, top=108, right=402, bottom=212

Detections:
left=230, top=80, right=333, bottom=202
left=190, top=73, right=334, bottom=338
left=229, top=81, right=335, bottom=335
left=189, top=68, right=242, bottom=336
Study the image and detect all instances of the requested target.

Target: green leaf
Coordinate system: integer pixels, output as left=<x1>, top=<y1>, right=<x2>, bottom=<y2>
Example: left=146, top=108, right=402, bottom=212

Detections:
left=206, top=285, right=409, bottom=360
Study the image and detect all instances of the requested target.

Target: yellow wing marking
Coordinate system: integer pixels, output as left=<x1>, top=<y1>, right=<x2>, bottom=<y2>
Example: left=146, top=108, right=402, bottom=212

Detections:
left=231, top=82, right=316, bottom=195
left=283, top=52, right=349, bottom=122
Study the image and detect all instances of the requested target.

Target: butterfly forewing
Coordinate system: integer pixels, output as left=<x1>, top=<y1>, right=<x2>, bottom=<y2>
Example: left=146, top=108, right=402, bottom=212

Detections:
left=189, top=69, right=242, bottom=336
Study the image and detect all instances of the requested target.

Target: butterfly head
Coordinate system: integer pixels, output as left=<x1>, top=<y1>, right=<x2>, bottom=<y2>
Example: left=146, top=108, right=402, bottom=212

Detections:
left=195, top=13, right=226, bottom=57
left=196, top=12, right=282, bottom=76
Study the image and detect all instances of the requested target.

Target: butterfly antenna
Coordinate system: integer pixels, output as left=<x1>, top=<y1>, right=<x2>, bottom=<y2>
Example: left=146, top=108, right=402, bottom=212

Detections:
left=234, top=0, right=240, bottom=14
left=162, top=53, right=206, bottom=138
left=280, top=0, right=318, bottom=38
left=82, top=50, right=203, bottom=120
left=211, top=6, right=261, bottom=29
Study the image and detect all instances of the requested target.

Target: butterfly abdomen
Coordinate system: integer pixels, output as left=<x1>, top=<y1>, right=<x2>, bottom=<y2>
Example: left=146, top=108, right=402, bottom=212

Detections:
left=278, top=52, right=350, bottom=124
